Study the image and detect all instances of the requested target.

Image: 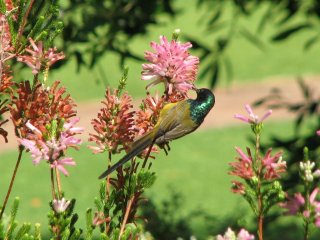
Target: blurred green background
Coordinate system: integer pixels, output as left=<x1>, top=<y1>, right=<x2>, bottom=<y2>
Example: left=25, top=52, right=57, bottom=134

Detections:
left=1, top=0, right=320, bottom=239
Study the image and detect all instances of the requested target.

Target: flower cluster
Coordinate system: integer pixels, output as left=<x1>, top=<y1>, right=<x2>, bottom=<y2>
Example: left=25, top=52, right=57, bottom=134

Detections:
left=17, top=38, right=65, bottom=75
left=88, top=88, right=137, bottom=154
left=280, top=188, right=320, bottom=227
left=8, top=79, right=82, bottom=175
left=229, top=147, right=285, bottom=189
left=216, top=227, right=255, bottom=240
left=19, top=118, right=83, bottom=176
left=299, top=160, right=320, bottom=182
left=142, top=35, right=199, bottom=96
left=9, top=80, right=76, bottom=139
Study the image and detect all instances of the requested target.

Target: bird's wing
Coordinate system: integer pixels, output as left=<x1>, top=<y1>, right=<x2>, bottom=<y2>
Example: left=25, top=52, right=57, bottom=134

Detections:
left=155, top=100, right=198, bottom=143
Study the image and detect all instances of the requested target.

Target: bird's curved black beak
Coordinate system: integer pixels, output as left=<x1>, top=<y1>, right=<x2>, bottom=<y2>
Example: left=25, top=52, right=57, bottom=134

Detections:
left=192, top=85, right=199, bottom=93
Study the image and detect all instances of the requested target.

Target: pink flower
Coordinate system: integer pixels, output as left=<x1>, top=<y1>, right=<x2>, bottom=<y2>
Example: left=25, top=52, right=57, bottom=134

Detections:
left=51, top=157, right=76, bottom=176
left=262, top=148, right=285, bottom=180
left=217, top=228, right=254, bottom=240
left=280, top=188, right=320, bottom=225
left=231, top=181, right=245, bottom=194
left=234, top=104, right=272, bottom=124
left=229, top=147, right=254, bottom=179
left=237, top=229, right=255, bottom=240
left=142, top=36, right=199, bottom=95
left=19, top=119, right=83, bottom=176
left=17, top=38, right=64, bottom=75
left=88, top=88, right=136, bottom=154
left=52, top=198, right=70, bottom=213
left=317, top=130, right=320, bottom=136
left=280, top=192, right=305, bottom=215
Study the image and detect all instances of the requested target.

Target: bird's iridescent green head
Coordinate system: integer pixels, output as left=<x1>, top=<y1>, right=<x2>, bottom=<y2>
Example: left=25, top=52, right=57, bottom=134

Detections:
left=188, top=88, right=215, bottom=125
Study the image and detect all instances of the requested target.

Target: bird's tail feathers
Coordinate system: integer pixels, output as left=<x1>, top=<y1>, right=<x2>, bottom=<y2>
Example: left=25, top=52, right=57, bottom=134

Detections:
left=98, top=132, right=155, bottom=179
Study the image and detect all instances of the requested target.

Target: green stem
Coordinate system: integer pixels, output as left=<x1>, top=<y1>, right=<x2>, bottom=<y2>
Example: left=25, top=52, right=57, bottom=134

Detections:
left=105, top=152, right=112, bottom=235
left=54, top=167, right=62, bottom=199
left=304, top=219, right=310, bottom=240
left=304, top=184, right=311, bottom=240
left=0, top=146, right=24, bottom=220
left=50, top=168, right=57, bottom=200
left=254, top=130, right=263, bottom=240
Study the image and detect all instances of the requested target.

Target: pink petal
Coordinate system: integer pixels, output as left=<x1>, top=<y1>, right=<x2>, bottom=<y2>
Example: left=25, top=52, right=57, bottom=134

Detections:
left=245, top=104, right=254, bottom=116
left=310, top=188, right=319, bottom=203
left=235, top=147, right=251, bottom=162
left=260, top=109, right=273, bottom=122
left=234, top=114, right=250, bottom=123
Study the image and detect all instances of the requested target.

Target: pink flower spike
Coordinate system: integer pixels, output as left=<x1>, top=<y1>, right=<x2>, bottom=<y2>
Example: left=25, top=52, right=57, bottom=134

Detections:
left=17, top=38, right=64, bottom=75
left=141, top=35, right=199, bottom=95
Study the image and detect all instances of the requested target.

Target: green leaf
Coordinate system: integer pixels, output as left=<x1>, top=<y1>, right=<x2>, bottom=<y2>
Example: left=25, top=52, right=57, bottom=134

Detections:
left=137, top=171, right=156, bottom=189
left=239, top=27, right=265, bottom=51
left=15, top=223, right=31, bottom=240
left=209, top=61, right=219, bottom=88
left=0, top=0, right=5, bottom=14
left=85, top=208, right=93, bottom=240
left=34, top=223, right=41, bottom=240
left=272, top=24, right=312, bottom=41
left=304, top=35, right=319, bottom=50
left=94, top=197, right=103, bottom=211
left=26, top=16, right=45, bottom=40
left=99, top=181, right=106, bottom=201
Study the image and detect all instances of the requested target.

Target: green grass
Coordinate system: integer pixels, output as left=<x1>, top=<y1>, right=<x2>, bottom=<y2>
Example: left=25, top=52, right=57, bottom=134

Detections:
left=43, top=0, right=320, bottom=102
left=0, top=118, right=310, bottom=237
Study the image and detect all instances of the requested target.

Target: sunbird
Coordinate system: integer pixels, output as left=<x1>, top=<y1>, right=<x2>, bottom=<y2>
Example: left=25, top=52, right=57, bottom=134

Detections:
left=98, top=88, right=215, bottom=179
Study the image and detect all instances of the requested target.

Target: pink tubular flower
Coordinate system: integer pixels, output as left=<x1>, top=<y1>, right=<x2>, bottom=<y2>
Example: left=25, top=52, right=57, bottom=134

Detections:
left=17, top=38, right=64, bottom=75
left=279, top=192, right=305, bottom=215
left=262, top=148, right=285, bottom=180
left=142, top=35, right=199, bottom=95
left=52, top=198, right=70, bottom=213
left=229, top=147, right=254, bottom=179
left=280, top=188, right=320, bottom=227
left=88, top=88, right=136, bottom=154
left=19, top=118, right=83, bottom=176
left=51, top=158, right=76, bottom=176
left=231, top=181, right=245, bottom=194
left=234, top=104, right=272, bottom=124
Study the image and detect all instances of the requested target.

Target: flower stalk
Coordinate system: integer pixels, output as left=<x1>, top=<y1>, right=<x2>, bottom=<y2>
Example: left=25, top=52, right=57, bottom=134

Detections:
left=0, top=146, right=24, bottom=220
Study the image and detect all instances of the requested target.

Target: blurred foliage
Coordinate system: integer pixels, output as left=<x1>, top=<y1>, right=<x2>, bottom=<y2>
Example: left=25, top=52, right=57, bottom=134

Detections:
left=59, top=0, right=176, bottom=71
left=188, top=0, right=320, bottom=87
left=53, top=0, right=320, bottom=87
